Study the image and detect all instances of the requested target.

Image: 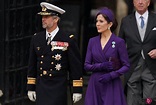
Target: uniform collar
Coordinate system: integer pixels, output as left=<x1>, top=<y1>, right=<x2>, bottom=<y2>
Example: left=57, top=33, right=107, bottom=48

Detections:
left=46, top=27, right=59, bottom=40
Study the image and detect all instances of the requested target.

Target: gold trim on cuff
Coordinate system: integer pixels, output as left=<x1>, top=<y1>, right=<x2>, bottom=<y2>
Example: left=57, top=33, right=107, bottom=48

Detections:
left=27, top=77, right=36, bottom=85
left=73, top=78, right=83, bottom=87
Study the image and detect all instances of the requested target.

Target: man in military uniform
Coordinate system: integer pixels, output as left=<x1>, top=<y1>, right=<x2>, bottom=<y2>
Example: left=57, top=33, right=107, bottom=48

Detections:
left=27, top=2, right=83, bottom=105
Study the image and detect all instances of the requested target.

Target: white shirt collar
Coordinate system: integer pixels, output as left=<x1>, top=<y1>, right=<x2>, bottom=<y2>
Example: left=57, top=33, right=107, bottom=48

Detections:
left=135, top=10, right=148, bottom=22
left=46, top=27, right=59, bottom=40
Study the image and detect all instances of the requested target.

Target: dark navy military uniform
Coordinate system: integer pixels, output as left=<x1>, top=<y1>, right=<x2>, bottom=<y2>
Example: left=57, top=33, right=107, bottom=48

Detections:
left=27, top=30, right=83, bottom=105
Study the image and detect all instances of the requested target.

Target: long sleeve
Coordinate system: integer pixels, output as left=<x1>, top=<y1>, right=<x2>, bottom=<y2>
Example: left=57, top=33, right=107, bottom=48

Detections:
left=68, top=35, right=83, bottom=93
left=27, top=36, right=37, bottom=91
left=110, top=39, right=130, bottom=79
left=84, top=38, right=113, bottom=72
left=84, top=39, right=103, bottom=71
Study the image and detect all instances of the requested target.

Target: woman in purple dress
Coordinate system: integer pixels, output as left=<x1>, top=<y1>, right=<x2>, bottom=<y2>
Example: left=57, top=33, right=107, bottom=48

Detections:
left=84, top=7, right=130, bottom=105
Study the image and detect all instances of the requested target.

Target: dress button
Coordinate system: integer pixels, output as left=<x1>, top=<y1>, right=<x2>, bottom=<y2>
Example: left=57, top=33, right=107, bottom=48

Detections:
left=51, top=62, right=54, bottom=64
left=40, top=61, right=43, bottom=64
left=43, top=71, right=47, bottom=75
left=40, top=67, right=42, bottom=70
left=41, top=55, right=44, bottom=58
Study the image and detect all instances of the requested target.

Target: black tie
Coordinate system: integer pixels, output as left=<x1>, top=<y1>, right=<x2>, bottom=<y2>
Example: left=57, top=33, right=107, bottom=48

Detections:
left=47, top=33, right=51, bottom=45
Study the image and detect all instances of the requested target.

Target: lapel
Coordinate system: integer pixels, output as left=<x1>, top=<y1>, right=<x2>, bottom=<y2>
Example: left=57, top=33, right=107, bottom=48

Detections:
left=144, top=12, right=155, bottom=41
left=52, top=30, right=62, bottom=41
left=103, top=33, right=115, bottom=53
left=37, top=31, right=47, bottom=45
left=96, top=35, right=106, bottom=61
left=99, top=34, right=115, bottom=61
left=41, top=31, right=52, bottom=55
left=130, top=14, right=142, bottom=42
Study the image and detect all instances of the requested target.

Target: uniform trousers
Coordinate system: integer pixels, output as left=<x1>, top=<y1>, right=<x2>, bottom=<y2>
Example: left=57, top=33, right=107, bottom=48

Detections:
left=127, top=57, right=156, bottom=105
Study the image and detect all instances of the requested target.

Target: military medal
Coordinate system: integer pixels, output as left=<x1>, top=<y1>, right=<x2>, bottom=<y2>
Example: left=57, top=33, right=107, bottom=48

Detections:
left=55, top=54, right=61, bottom=61
left=55, top=63, right=61, bottom=71
left=51, top=41, right=69, bottom=51
left=112, top=41, right=116, bottom=48
left=47, top=36, right=51, bottom=45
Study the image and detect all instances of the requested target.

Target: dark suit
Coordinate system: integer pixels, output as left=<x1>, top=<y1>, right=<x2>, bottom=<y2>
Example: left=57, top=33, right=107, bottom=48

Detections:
left=27, top=30, right=83, bottom=105
left=119, top=12, right=156, bottom=104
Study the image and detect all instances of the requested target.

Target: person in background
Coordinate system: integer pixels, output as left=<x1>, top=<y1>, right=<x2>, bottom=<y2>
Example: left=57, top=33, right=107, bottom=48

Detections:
left=0, top=90, right=3, bottom=97
left=27, top=2, right=83, bottom=105
left=84, top=7, right=130, bottom=105
left=119, top=0, right=156, bottom=104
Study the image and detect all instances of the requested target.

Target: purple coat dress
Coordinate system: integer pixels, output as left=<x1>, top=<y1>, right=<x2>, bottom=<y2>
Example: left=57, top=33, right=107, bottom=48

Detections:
left=84, top=33, right=130, bottom=105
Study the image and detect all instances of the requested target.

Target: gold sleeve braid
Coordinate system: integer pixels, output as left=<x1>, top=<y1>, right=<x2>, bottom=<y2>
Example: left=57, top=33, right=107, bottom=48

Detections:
left=73, top=78, right=83, bottom=87
left=27, top=77, right=36, bottom=85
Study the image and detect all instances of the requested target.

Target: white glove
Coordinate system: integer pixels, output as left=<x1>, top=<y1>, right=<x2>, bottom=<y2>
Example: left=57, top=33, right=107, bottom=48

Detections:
left=27, top=91, right=36, bottom=102
left=0, top=90, right=3, bottom=97
left=73, top=93, right=82, bottom=103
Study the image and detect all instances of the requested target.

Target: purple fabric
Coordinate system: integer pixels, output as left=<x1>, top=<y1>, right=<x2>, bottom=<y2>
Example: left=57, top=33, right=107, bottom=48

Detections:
left=84, top=61, right=113, bottom=72
left=110, top=57, right=121, bottom=70
left=84, top=34, right=130, bottom=105
left=101, top=62, right=113, bottom=71
left=96, top=7, right=114, bottom=22
left=99, top=73, right=112, bottom=83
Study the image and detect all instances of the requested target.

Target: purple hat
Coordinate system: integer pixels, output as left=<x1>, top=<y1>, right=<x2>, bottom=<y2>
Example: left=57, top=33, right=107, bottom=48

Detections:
left=96, top=7, right=114, bottom=22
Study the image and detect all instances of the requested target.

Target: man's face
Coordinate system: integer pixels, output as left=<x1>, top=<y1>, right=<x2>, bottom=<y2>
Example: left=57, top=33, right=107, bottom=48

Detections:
left=42, top=15, right=57, bottom=29
left=133, top=0, right=150, bottom=15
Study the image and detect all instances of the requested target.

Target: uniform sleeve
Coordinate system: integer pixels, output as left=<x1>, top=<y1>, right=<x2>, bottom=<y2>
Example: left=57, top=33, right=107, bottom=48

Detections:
left=27, top=36, right=37, bottom=91
left=68, top=35, right=83, bottom=93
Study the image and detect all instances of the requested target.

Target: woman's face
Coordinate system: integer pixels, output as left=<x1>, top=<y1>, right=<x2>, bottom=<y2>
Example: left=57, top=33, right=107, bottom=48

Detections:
left=96, top=14, right=111, bottom=33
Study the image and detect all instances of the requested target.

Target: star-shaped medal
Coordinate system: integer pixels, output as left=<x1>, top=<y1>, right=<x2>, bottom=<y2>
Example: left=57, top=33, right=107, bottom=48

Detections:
left=55, top=54, right=61, bottom=61
left=55, top=64, right=61, bottom=71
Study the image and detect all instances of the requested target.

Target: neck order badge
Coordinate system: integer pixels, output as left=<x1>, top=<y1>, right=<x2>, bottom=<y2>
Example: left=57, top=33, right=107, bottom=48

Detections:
left=47, top=33, right=51, bottom=45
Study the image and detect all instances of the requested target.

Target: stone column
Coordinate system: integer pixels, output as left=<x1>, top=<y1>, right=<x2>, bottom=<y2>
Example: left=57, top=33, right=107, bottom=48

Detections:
left=116, top=0, right=128, bottom=35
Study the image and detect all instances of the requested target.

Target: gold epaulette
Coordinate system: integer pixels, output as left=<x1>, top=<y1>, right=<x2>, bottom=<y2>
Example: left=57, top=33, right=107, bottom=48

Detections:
left=27, top=77, right=36, bottom=85
left=73, top=77, right=83, bottom=87
left=69, top=34, right=74, bottom=38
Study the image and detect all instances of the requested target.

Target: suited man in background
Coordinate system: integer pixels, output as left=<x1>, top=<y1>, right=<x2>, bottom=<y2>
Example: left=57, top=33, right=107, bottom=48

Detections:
left=27, top=2, right=83, bottom=105
left=119, top=0, right=156, bottom=105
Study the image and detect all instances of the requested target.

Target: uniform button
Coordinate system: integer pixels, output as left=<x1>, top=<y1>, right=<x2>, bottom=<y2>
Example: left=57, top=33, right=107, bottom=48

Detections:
left=43, top=71, right=47, bottom=75
left=51, top=62, right=54, bottom=64
left=41, top=55, right=44, bottom=58
left=40, top=67, right=42, bottom=70
left=50, top=69, right=52, bottom=71
left=52, top=56, right=55, bottom=58
left=40, top=74, right=43, bottom=76
left=49, top=74, right=52, bottom=76
left=40, top=61, right=43, bottom=64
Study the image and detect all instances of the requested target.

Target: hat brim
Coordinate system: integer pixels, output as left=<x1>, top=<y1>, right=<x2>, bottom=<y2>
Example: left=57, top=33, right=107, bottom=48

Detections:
left=40, top=2, right=65, bottom=14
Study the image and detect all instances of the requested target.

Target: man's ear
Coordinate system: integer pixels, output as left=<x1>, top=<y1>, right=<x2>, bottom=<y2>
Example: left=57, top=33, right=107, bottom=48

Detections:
left=54, top=17, right=59, bottom=23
